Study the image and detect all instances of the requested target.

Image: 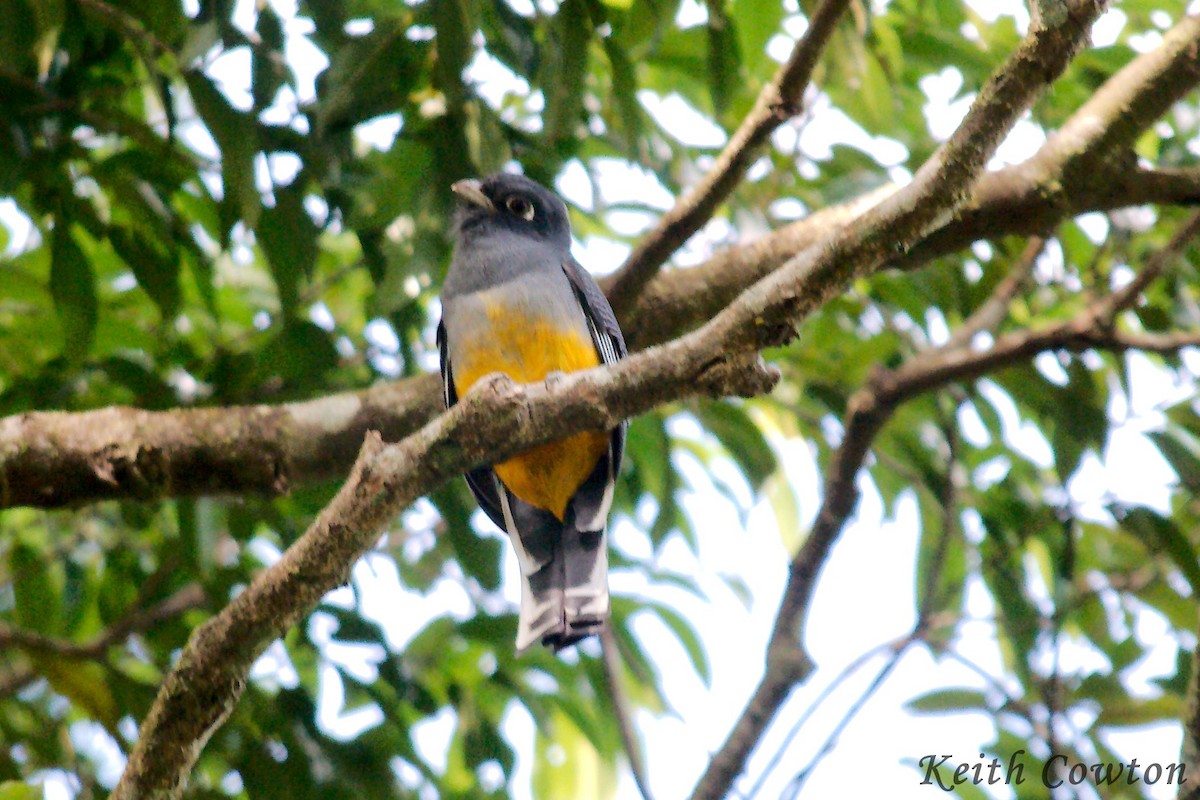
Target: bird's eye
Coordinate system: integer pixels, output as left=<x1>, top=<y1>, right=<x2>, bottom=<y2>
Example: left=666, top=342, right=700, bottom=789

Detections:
left=506, top=196, right=535, bottom=221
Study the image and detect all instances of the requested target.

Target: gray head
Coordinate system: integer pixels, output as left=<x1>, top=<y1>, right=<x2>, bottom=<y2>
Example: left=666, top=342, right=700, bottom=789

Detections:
left=444, top=172, right=575, bottom=297
left=451, top=172, right=572, bottom=252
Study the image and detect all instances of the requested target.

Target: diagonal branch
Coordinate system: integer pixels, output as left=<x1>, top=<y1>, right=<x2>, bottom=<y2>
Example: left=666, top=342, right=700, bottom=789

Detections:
left=1035, top=13, right=1200, bottom=192
left=112, top=4, right=1104, bottom=797
left=605, top=0, right=852, bottom=318
left=691, top=209, right=1200, bottom=800
left=942, top=236, right=1045, bottom=351
left=0, top=583, right=205, bottom=662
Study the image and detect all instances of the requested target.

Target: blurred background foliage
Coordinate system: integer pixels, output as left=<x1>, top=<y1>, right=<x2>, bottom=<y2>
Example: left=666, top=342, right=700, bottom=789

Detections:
left=1, top=0, right=1200, bottom=798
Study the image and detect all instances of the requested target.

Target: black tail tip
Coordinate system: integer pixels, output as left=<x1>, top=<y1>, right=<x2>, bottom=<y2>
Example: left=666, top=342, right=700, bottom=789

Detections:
left=543, top=618, right=605, bottom=652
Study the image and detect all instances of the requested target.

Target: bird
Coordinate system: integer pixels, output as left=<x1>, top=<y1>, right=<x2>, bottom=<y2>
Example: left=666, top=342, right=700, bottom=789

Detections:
left=438, top=172, right=627, bottom=653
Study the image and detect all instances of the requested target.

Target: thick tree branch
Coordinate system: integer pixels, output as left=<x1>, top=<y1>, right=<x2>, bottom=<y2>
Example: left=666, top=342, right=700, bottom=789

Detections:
left=1036, top=13, right=1200, bottom=191
left=0, top=375, right=440, bottom=508
left=692, top=209, right=1200, bottom=800
left=111, top=3, right=1102, bottom=797
left=605, top=0, right=851, bottom=318
left=5, top=12, right=1200, bottom=511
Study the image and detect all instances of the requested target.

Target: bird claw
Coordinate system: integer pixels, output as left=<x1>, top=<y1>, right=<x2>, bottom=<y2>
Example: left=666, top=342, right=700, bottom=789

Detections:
left=544, top=370, right=567, bottom=388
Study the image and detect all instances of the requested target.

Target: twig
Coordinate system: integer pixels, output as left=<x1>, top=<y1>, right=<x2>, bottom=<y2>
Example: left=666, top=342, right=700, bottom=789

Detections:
left=0, top=668, right=36, bottom=697
left=942, top=237, right=1045, bottom=351
left=770, top=425, right=962, bottom=798
left=605, top=0, right=852, bottom=318
left=0, top=583, right=205, bottom=659
left=1090, top=210, right=1200, bottom=323
left=744, top=638, right=905, bottom=800
left=599, top=627, right=654, bottom=800
left=780, top=636, right=914, bottom=800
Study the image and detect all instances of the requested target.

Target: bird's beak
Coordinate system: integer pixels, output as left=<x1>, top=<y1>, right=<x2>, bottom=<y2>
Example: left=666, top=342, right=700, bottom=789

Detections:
left=451, top=179, right=494, bottom=211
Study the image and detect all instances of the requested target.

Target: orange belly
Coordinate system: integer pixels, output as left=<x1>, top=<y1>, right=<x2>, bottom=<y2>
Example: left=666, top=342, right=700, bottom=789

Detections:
left=454, top=311, right=607, bottom=520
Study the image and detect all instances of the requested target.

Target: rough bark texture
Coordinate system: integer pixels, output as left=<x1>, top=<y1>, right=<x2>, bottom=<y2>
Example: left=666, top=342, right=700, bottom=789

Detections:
left=0, top=375, right=439, bottom=508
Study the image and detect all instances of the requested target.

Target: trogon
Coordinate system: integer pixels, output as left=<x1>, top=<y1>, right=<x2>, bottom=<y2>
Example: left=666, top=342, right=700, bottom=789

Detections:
left=438, top=172, right=627, bottom=653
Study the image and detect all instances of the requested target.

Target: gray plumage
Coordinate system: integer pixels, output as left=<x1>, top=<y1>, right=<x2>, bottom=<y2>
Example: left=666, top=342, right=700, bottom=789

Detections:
left=438, top=172, right=626, bottom=652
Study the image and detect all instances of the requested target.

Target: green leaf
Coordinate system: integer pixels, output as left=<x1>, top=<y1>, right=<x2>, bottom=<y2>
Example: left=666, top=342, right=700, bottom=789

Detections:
left=642, top=600, right=712, bottom=685
left=314, top=15, right=427, bottom=134
left=32, top=656, right=122, bottom=732
left=732, top=0, right=787, bottom=79
left=907, top=688, right=990, bottom=714
left=1094, top=695, right=1182, bottom=727
left=0, top=782, right=43, bottom=800
left=694, top=400, right=778, bottom=492
left=185, top=70, right=261, bottom=233
left=705, top=2, right=740, bottom=118
left=601, top=38, right=644, bottom=157
left=108, top=225, right=181, bottom=319
left=764, top=471, right=803, bottom=555
left=50, top=223, right=97, bottom=359
left=1117, top=506, right=1200, bottom=597
left=532, top=709, right=617, bottom=800
left=539, top=0, right=590, bottom=150
left=1150, top=424, right=1200, bottom=494
left=257, top=182, right=318, bottom=319
left=255, top=321, right=339, bottom=392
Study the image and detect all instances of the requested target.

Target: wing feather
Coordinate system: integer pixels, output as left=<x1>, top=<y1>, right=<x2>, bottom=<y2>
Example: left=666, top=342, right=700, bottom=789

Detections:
left=560, top=258, right=627, bottom=531
left=438, top=318, right=508, bottom=532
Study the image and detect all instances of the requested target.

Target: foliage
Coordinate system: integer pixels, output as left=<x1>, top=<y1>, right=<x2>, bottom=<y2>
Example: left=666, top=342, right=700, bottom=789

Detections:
left=1, top=0, right=1199, bottom=798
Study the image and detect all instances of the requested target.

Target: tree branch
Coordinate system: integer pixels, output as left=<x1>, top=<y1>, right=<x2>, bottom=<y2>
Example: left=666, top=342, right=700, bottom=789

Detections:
left=942, top=236, right=1045, bottom=351
left=0, top=375, right=441, bottom=508
left=0, top=584, right=205, bottom=662
left=600, top=627, right=654, bottom=800
left=691, top=208, right=1200, bottom=800
left=1036, top=13, right=1200, bottom=192
left=605, top=0, right=852, bottom=318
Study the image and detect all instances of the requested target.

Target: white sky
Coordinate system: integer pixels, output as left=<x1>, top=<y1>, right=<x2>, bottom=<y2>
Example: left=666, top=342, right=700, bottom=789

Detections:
left=5, top=1, right=1197, bottom=798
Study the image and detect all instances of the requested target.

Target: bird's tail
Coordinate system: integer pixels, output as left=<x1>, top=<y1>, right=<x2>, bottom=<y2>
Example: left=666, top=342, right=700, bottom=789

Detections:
left=515, top=522, right=609, bottom=653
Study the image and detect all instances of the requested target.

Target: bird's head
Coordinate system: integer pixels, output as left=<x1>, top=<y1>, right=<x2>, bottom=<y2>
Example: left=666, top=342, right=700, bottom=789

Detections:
left=451, top=172, right=571, bottom=250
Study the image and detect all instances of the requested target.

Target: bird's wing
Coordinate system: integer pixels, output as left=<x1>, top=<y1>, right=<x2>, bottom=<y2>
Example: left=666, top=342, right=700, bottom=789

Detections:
left=438, top=318, right=508, bottom=532
left=561, top=257, right=627, bottom=532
